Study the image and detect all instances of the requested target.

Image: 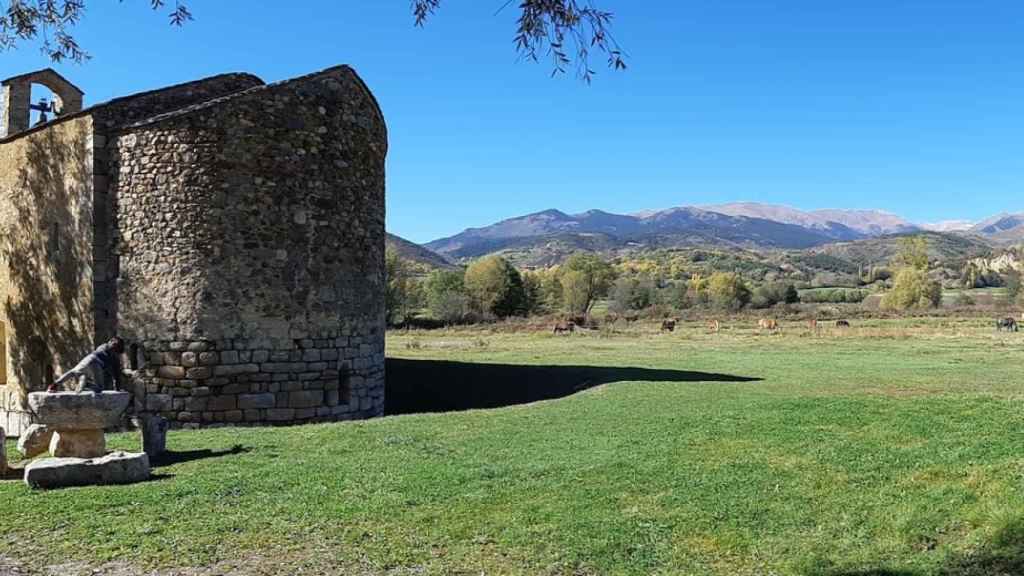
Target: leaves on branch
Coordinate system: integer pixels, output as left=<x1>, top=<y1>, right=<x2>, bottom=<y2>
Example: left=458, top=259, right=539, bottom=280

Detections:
left=2, top=0, right=626, bottom=81
left=0, top=0, right=190, bottom=62
left=413, top=0, right=627, bottom=82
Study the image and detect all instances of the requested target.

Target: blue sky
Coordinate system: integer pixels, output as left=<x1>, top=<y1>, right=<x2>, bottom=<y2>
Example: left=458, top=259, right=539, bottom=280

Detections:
left=4, top=1, right=1024, bottom=243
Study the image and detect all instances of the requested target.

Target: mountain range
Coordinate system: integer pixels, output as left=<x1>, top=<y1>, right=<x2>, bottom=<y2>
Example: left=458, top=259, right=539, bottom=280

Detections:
left=419, top=203, right=1024, bottom=265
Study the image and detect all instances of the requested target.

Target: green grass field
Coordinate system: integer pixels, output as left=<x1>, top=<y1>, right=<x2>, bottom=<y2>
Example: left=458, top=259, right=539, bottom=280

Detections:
left=3, top=317, right=1024, bottom=575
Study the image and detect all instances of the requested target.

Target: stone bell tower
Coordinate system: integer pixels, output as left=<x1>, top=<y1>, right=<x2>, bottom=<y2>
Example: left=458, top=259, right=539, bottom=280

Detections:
left=1, top=68, right=84, bottom=138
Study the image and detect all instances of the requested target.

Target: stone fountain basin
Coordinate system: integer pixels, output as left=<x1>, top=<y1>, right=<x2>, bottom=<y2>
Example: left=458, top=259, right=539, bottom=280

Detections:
left=27, top=391, right=130, bottom=430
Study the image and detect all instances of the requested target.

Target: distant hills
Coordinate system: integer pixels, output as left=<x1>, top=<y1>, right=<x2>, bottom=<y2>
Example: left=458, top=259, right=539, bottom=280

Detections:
left=421, top=203, right=1024, bottom=265
left=968, top=213, right=1024, bottom=244
left=387, top=203, right=1024, bottom=271
left=385, top=233, right=456, bottom=271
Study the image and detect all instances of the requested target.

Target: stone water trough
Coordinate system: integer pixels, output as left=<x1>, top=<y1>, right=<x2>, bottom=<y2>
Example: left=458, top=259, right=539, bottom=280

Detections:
left=21, top=391, right=150, bottom=489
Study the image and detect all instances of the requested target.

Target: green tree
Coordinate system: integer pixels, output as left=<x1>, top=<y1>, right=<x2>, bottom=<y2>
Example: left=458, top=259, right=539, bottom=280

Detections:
left=609, top=276, right=656, bottom=313
left=425, top=269, right=468, bottom=325
left=1005, top=269, right=1021, bottom=302
left=884, top=236, right=941, bottom=310
left=687, top=273, right=710, bottom=306
left=881, top=268, right=942, bottom=310
left=521, top=270, right=546, bottom=316
left=895, top=236, right=930, bottom=271
left=707, top=272, right=751, bottom=311
left=6, top=1, right=626, bottom=81
left=559, top=270, right=590, bottom=316
left=464, top=256, right=526, bottom=318
left=558, top=253, right=616, bottom=316
left=385, top=248, right=421, bottom=326
left=538, top=268, right=565, bottom=311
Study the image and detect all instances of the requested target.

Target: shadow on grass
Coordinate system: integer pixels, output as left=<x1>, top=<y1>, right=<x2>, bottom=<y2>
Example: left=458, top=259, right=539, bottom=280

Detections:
left=385, top=358, right=761, bottom=415
left=152, top=444, right=251, bottom=468
left=814, top=517, right=1024, bottom=576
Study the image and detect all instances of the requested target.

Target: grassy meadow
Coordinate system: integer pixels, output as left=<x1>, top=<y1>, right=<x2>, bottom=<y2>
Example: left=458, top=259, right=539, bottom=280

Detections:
left=3, top=316, right=1024, bottom=575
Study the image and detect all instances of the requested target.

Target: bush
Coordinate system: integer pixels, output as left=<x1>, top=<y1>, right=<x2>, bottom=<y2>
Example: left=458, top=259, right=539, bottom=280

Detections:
left=954, top=292, right=975, bottom=307
left=750, top=282, right=799, bottom=309
left=798, top=288, right=868, bottom=304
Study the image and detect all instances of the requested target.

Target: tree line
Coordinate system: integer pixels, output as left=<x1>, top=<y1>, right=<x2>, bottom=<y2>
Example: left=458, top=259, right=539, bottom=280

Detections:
left=386, top=235, right=1022, bottom=327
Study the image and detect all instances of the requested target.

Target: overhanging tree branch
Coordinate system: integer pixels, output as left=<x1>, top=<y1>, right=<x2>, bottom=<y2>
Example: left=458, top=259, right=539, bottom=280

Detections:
left=2, top=1, right=627, bottom=82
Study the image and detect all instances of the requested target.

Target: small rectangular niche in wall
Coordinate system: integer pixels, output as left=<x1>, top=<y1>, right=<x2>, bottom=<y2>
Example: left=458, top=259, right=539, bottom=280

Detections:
left=339, top=365, right=351, bottom=405
left=128, top=343, right=144, bottom=371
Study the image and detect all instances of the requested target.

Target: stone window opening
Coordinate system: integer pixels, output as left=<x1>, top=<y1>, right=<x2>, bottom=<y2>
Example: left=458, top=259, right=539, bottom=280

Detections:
left=29, top=84, right=60, bottom=126
left=339, top=365, right=351, bottom=405
left=127, top=343, right=144, bottom=371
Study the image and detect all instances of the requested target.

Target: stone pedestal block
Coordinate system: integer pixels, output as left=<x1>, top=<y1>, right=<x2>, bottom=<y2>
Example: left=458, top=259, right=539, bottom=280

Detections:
left=49, top=429, right=106, bottom=458
left=24, top=452, right=151, bottom=489
left=17, top=424, right=53, bottom=458
left=28, top=391, right=130, bottom=429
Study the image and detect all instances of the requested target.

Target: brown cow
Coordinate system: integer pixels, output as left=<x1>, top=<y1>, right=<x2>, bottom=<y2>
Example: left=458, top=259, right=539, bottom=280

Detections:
left=661, top=319, right=677, bottom=332
left=758, top=318, right=779, bottom=332
left=706, top=319, right=721, bottom=333
left=552, top=321, right=575, bottom=335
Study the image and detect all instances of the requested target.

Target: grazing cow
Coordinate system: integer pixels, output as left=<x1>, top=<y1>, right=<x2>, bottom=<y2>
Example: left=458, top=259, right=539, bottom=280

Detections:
left=552, top=321, right=575, bottom=335
left=706, top=319, right=721, bottom=333
left=758, top=318, right=779, bottom=332
left=996, top=317, right=1019, bottom=332
left=661, top=319, right=677, bottom=332
left=835, top=320, right=851, bottom=328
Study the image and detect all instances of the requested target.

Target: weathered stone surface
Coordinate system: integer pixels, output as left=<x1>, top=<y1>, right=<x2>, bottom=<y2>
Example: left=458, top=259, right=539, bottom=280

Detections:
left=49, top=429, right=106, bottom=458
left=157, top=366, right=186, bottom=379
left=27, top=392, right=130, bottom=429
left=212, top=364, right=258, bottom=376
left=146, top=393, right=172, bottom=412
left=238, top=393, right=275, bottom=410
left=17, top=424, right=53, bottom=458
left=135, top=414, right=168, bottom=459
left=1, top=65, right=387, bottom=431
left=24, top=452, right=151, bottom=489
left=289, top=390, right=324, bottom=408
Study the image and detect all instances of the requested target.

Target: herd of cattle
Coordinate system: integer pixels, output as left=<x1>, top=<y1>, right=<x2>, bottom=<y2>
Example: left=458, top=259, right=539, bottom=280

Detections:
left=552, top=316, right=1023, bottom=334
left=552, top=317, right=854, bottom=334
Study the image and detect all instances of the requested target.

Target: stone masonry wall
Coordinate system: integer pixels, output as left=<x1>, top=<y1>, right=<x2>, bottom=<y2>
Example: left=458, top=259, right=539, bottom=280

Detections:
left=110, top=66, right=387, bottom=427
left=0, top=72, right=267, bottom=435
left=0, top=116, right=96, bottom=435
left=89, top=73, right=267, bottom=345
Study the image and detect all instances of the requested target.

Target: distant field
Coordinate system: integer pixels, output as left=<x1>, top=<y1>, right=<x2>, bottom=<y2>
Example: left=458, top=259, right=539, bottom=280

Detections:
left=3, top=318, right=1024, bottom=575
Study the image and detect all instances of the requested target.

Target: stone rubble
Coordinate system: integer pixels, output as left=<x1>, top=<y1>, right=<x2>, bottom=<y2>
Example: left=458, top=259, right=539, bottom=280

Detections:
left=23, top=451, right=150, bottom=489
left=16, top=424, right=53, bottom=458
